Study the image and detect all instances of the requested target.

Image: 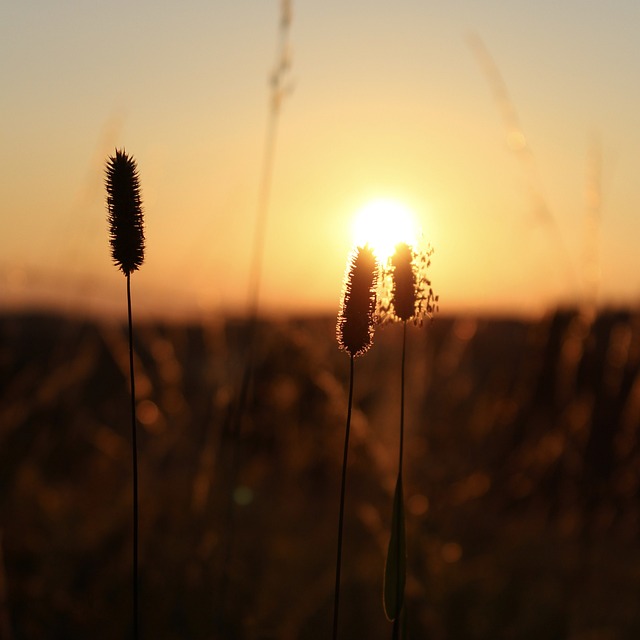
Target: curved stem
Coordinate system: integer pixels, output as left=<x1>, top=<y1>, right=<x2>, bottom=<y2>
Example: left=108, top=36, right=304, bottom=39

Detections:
left=333, top=355, right=355, bottom=640
left=392, top=321, right=408, bottom=640
left=127, top=274, right=139, bottom=640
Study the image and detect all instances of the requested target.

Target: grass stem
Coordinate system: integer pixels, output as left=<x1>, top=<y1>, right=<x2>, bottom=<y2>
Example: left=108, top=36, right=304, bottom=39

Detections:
left=333, top=354, right=354, bottom=640
left=127, top=273, right=139, bottom=640
left=391, top=320, right=407, bottom=640
left=219, top=3, right=292, bottom=606
left=399, top=321, right=406, bottom=481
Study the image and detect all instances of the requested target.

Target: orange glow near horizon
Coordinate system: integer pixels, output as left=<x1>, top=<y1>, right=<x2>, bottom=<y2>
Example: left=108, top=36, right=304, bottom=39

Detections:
left=2, top=3, right=639, bottom=319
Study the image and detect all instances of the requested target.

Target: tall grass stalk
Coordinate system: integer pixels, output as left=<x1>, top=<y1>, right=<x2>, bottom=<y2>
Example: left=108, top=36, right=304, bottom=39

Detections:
left=126, top=272, right=139, bottom=639
left=387, top=321, right=408, bottom=639
left=381, top=242, right=437, bottom=637
left=228, top=1, right=294, bottom=442
left=333, top=353, right=354, bottom=640
left=106, top=148, right=145, bottom=639
left=334, top=244, right=379, bottom=639
left=219, top=1, right=294, bottom=615
left=246, top=1, right=293, bottom=321
left=247, top=0, right=294, bottom=324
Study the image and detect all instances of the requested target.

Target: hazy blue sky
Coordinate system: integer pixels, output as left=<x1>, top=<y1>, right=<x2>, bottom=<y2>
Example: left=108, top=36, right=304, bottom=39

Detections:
left=2, top=1, right=639, bottom=317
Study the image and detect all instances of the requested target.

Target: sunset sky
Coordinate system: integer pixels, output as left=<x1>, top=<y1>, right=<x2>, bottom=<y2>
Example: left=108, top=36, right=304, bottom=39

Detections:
left=2, top=0, right=639, bottom=318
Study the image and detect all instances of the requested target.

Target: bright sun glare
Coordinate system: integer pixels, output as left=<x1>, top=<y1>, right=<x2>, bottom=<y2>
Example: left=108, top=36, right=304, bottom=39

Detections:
left=352, top=198, right=419, bottom=261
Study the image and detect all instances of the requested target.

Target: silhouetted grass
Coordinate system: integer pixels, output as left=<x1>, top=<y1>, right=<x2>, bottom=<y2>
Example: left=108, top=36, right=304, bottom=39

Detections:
left=105, top=148, right=145, bottom=639
left=379, top=242, right=437, bottom=638
left=334, top=244, right=379, bottom=639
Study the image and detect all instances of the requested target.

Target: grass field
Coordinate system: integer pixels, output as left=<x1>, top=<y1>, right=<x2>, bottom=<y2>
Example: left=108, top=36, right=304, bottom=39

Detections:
left=1, top=309, right=640, bottom=639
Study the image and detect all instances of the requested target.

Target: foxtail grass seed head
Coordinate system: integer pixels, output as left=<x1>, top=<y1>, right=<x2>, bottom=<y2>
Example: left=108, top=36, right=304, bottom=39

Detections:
left=390, top=242, right=416, bottom=321
left=379, top=242, right=438, bottom=325
left=337, top=245, right=379, bottom=357
left=106, top=149, right=145, bottom=275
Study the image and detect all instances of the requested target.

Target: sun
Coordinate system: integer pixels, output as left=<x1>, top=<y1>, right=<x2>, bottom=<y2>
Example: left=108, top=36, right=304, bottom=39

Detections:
left=352, top=198, right=419, bottom=261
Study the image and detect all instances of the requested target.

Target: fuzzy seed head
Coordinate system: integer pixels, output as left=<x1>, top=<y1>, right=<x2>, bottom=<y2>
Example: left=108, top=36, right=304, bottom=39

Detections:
left=379, top=242, right=438, bottom=325
left=106, top=149, right=145, bottom=275
left=337, top=245, right=379, bottom=357
left=390, top=242, right=417, bottom=321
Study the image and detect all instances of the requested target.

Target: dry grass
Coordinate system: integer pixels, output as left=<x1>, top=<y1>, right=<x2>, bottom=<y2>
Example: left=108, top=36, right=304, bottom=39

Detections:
left=2, top=308, right=640, bottom=638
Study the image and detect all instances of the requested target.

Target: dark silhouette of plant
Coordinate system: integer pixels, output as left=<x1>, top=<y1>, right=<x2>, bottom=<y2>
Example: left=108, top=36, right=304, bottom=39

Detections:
left=380, top=242, right=437, bottom=639
left=333, top=244, right=379, bottom=639
left=105, top=148, right=145, bottom=640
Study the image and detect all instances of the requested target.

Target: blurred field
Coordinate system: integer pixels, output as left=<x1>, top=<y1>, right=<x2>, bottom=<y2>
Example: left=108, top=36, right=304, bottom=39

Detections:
left=1, top=309, right=640, bottom=639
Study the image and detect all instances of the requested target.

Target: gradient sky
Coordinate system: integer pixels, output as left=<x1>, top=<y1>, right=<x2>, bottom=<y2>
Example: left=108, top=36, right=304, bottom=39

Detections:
left=2, top=0, right=639, bottom=318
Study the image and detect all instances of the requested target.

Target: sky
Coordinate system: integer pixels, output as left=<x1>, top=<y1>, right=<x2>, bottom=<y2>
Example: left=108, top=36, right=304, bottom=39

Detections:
left=1, top=0, right=639, bottom=319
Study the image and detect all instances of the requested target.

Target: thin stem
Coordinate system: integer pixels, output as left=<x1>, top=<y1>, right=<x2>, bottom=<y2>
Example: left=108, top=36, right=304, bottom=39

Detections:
left=399, top=321, right=407, bottom=477
left=220, top=52, right=279, bottom=607
left=127, top=273, right=139, bottom=640
left=246, top=3, right=290, bottom=319
left=218, top=102, right=271, bottom=605
left=333, top=354, right=355, bottom=640
left=219, top=6, right=290, bottom=619
left=392, top=321, right=408, bottom=640
left=247, top=104, right=279, bottom=320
